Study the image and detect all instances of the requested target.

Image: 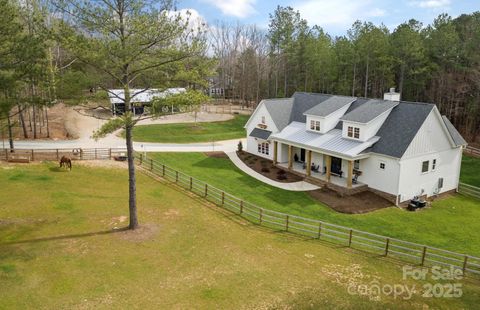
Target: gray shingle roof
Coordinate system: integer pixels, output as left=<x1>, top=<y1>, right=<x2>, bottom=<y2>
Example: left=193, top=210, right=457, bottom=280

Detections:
left=442, top=116, right=467, bottom=146
left=340, top=99, right=399, bottom=123
left=369, top=102, right=435, bottom=158
left=290, top=92, right=332, bottom=123
left=249, top=128, right=272, bottom=140
left=257, top=92, right=457, bottom=159
left=304, top=96, right=356, bottom=117
left=263, top=98, right=294, bottom=131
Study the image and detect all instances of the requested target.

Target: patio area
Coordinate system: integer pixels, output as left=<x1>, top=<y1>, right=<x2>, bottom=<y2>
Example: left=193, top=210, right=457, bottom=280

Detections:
left=278, top=161, right=365, bottom=189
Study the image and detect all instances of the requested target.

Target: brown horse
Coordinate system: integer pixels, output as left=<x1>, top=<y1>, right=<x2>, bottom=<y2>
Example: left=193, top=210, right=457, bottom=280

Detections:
left=59, top=156, right=72, bottom=170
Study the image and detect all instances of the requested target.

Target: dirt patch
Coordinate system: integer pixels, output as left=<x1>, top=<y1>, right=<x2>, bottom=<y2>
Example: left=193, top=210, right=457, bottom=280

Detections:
left=75, top=160, right=128, bottom=169
left=204, top=151, right=228, bottom=158
left=308, top=187, right=393, bottom=214
left=237, top=151, right=303, bottom=183
left=116, top=223, right=160, bottom=242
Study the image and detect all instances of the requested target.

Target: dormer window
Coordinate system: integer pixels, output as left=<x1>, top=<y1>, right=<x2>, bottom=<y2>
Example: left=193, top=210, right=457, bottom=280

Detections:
left=347, top=126, right=360, bottom=139
left=261, top=116, right=266, bottom=124
left=310, top=120, right=320, bottom=131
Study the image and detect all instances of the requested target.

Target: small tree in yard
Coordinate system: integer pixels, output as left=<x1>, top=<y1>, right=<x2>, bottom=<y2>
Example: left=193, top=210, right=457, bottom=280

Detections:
left=237, top=141, right=243, bottom=152
left=55, top=0, right=210, bottom=230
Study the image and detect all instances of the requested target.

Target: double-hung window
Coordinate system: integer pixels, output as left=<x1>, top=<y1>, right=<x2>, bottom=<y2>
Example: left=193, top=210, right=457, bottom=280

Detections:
left=422, top=160, right=429, bottom=173
left=310, top=120, right=320, bottom=131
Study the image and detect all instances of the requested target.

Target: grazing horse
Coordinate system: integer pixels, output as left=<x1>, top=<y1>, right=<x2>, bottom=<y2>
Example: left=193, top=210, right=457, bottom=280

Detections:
left=59, top=156, right=72, bottom=170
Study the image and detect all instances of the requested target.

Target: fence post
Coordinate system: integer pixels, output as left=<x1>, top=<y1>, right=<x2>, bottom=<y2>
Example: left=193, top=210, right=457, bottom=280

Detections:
left=80, top=149, right=83, bottom=160
left=109, top=148, right=112, bottom=159
left=56, top=149, right=59, bottom=160
left=150, top=159, right=153, bottom=171
left=285, top=215, right=289, bottom=232
left=31, top=149, right=34, bottom=161
left=385, top=238, right=390, bottom=256
left=221, top=192, right=225, bottom=205
left=204, top=184, right=208, bottom=197
left=95, top=148, right=97, bottom=159
left=189, top=177, right=193, bottom=190
left=462, top=255, right=468, bottom=274
left=140, top=153, right=143, bottom=165
left=421, top=246, right=427, bottom=266
left=318, top=222, right=322, bottom=239
left=5, top=149, right=8, bottom=161
left=348, top=229, right=353, bottom=247
left=240, top=200, right=243, bottom=215
left=259, top=209, right=263, bottom=224
left=162, top=165, right=165, bottom=176
left=175, top=171, right=179, bottom=183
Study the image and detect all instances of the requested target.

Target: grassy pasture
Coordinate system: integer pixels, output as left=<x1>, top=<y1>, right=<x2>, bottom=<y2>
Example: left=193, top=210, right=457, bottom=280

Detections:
left=1, top=162, right=479, bottom=308
left=150, top=152, right=480, bottom=256
left=461, top=155, right=480, bottom=187
left=130, top=114, right=249, bottom=143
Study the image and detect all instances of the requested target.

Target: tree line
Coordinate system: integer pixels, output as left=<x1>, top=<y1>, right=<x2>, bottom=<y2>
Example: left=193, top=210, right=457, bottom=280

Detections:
left=211, top=6, right=480, bottom=142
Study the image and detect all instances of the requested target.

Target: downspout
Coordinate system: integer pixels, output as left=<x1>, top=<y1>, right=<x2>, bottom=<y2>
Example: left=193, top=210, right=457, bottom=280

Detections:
left=395, top=159, right=402, bottom=207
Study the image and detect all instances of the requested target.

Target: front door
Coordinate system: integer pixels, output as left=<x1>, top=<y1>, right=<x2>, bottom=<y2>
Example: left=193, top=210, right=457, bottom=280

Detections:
left=331, top=157, right=342, bottom=175
left=300, top=148, right=306, bottom=162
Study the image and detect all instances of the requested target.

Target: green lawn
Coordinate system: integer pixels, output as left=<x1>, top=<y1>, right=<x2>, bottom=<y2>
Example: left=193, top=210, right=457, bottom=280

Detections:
left=150, top=152, right=480, bottom=256
left=1, top=163, right=479, bottom=309
left=461, top=155, right=480, bottom=187
left=131, top=114, right=250, bottom=143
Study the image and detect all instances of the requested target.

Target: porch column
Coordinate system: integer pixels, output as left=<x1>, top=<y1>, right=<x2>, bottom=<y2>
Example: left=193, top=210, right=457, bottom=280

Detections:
left=347, top=160, right=353, bottom=188
left=273, top=141, right=278, bottom=165
left=288, top=145, right=293, bottom=170
left=306, top=150, right=312, bottom=177
left=325, top=155, right=331, bottom=182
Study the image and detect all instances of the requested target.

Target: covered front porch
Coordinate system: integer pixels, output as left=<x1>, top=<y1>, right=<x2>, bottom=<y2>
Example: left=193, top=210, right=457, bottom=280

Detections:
left=272, top=141, right=366, bottom=189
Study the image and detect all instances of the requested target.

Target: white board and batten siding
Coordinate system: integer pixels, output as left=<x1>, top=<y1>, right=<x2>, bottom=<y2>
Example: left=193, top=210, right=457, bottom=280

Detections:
left=245, top=103, right=278, bottom=160
left=397, top=109, right=462, bottom=202
left=356, top=155, right=401, bottom=197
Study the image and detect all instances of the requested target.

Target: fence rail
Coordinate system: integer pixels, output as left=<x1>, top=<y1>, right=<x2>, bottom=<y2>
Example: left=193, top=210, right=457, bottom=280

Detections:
left=464, top=146, right=480, bottom=157
left=136, top=154, right=480, bottom=277
left=458, top=182, right=480, bottom=200
left=0, top=148, right=127, bottom=162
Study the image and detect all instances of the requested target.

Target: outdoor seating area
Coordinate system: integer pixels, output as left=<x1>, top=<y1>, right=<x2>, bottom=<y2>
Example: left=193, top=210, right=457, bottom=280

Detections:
left=278, top=161, right=365, bottom=189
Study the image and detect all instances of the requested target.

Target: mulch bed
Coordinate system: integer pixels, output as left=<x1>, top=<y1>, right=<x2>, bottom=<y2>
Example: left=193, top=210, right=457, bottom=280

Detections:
left=204, top=152, right=229, bottom=158
left=308, top=187, right=393, bottom=214
left=237, top=151, right=303, bottom=183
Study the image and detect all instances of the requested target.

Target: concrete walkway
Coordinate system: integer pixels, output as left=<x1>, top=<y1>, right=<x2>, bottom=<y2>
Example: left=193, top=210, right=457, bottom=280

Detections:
left=225, top=151, right=320, bottom=192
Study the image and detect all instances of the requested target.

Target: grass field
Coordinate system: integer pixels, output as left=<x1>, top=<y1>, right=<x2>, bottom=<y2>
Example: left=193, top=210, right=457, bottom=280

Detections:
left=131, top=114, right=249, bottom=143
left=461, top=155, right=480, bottom=187
left=150, top=152, right=480, bottom=256
left=1, top=162, right=479, bottom=309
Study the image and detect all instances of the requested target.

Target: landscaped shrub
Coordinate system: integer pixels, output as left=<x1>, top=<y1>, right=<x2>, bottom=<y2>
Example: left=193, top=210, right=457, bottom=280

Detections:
left=277, top=174, right=287, bottom=180
left=261, top=167, right=270, bottom=173
left=277, top=169, right=286, bottom=175
left=248, top=160, right=255, bottom=165
left=237, top=141, right=243, bottom=152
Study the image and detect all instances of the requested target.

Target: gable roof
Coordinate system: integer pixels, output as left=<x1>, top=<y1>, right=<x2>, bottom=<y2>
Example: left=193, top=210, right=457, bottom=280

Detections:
left=368, top=102, right=435, bottom=158
left=263, top=98, right=294, bottom=131
left=340, top=99, right=399, bottom=123
left=304, top=96, right=356, bottom=117
left=442, top=116, right=467, bottom=147
left=289, top=92, right=333, bottom=123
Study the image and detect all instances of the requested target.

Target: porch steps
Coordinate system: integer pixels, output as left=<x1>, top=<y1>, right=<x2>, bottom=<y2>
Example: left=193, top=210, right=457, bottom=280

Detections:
left=304, top=176, right=369, bottom=196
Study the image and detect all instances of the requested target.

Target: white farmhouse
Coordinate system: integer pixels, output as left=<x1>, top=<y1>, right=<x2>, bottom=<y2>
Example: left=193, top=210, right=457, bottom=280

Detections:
left=244, top=89, right=467, bottom=204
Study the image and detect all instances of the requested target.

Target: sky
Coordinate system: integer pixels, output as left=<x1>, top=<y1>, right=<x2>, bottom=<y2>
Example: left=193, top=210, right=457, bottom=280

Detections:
left=177, top=0, right=480, bottom=36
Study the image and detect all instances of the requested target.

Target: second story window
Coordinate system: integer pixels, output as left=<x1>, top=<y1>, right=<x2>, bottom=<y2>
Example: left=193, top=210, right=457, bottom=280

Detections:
left=354, top=127, right=360, bottom=139
left=310, top=120, right=320, bottom=131
left=348, top=126, right=353, bottom=137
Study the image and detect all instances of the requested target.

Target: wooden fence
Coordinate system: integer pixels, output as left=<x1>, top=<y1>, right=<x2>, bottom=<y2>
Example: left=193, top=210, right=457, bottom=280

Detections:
left=0, top=148, right=127, bottom=162
left=458, top=182, right=480, bottom=200
left=464, top=146, right=480, bottom=157
left=136, top=154, right=480, bottom=277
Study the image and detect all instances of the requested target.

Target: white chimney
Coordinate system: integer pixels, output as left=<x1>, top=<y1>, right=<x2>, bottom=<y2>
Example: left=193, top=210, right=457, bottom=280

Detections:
left=384, top=87, right=400, bottom=101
